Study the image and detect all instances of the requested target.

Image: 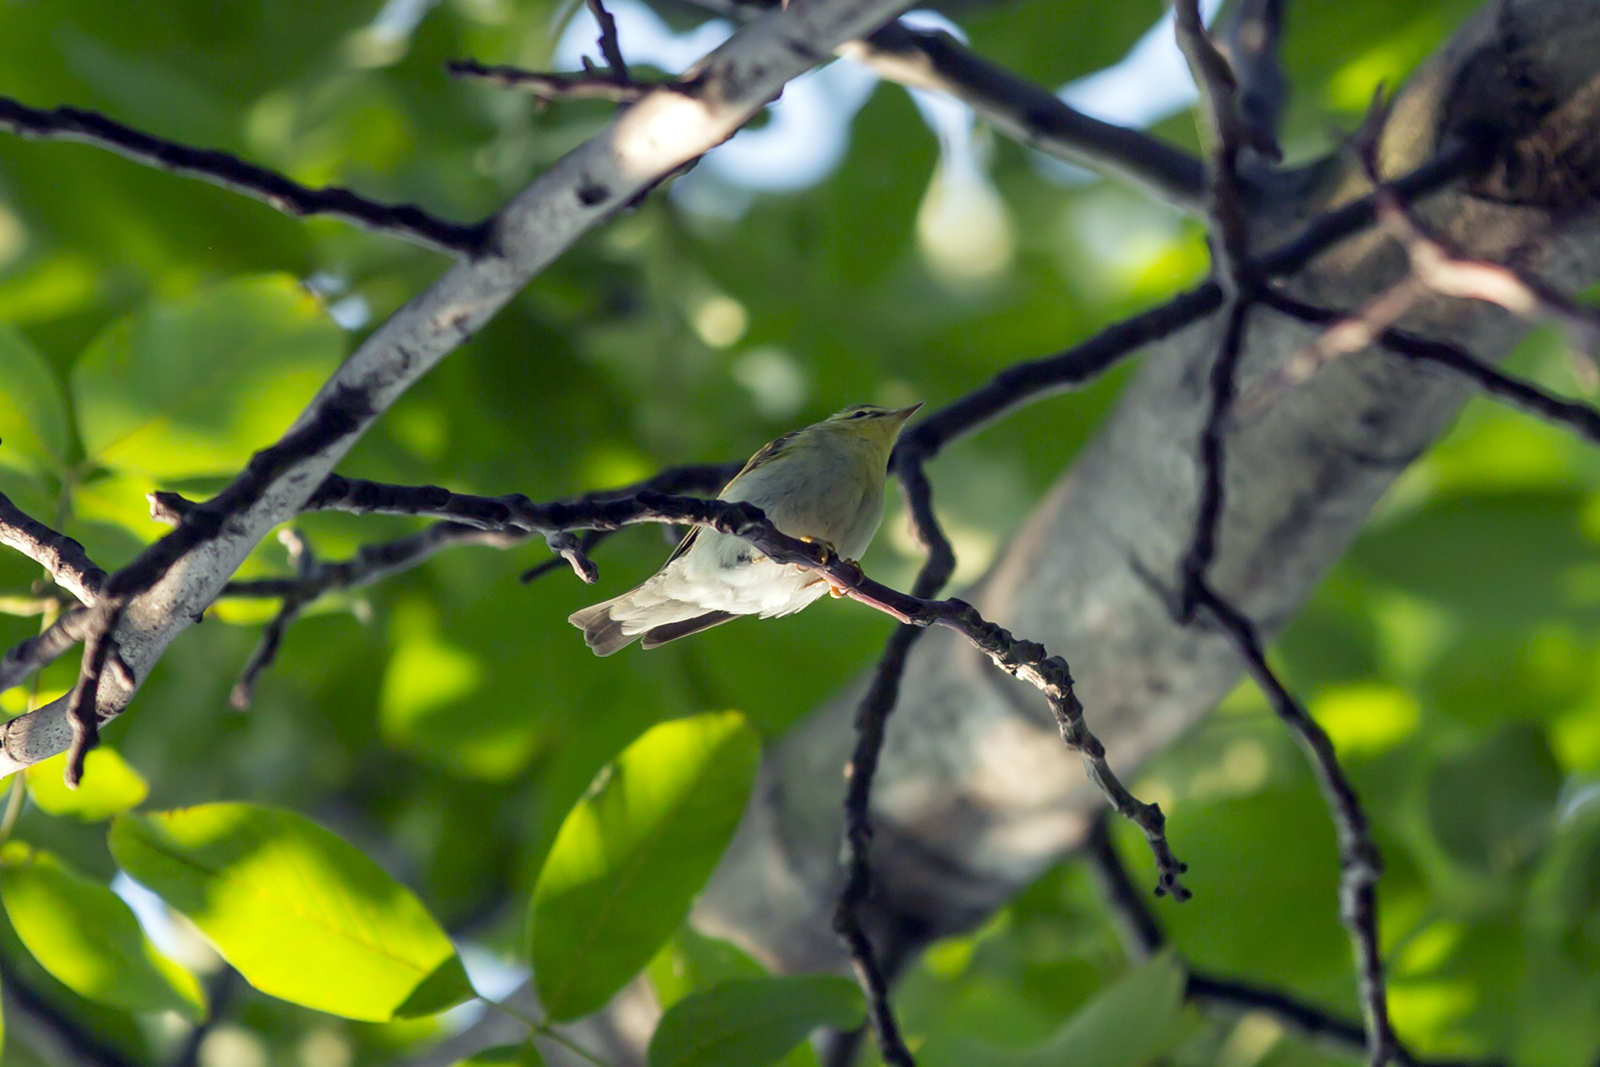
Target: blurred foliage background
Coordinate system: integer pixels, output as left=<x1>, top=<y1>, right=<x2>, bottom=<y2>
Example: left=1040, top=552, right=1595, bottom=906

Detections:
left=1, top=0, right=1598, bottom=1065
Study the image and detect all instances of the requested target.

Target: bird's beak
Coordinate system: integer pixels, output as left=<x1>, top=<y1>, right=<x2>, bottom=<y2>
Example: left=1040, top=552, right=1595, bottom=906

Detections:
left=893, top=402, right=924, bottom=422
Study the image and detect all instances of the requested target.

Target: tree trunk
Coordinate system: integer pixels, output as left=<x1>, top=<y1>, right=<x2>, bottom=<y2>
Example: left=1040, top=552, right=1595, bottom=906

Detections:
left=693, top=0, right=1600, bottom=984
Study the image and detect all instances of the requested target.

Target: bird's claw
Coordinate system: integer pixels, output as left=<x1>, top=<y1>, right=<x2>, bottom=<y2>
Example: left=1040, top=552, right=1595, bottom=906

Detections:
left=800, top=535, right=837, bottom=564
left=798, top=538, right=859, bottom=597
left=825, top=558, right=862, bottom=598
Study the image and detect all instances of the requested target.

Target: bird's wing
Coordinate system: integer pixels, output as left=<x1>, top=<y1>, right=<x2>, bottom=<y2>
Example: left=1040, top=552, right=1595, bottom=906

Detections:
left=663, top=430, right=801, bottom=567
left=725, top=430, right=800, bottom=491
left=663, top=524, right=700, bottom=566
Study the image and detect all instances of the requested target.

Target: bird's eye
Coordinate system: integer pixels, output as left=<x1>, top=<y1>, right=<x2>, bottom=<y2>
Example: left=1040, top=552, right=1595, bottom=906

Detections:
left=851, top=410, right=871, bottom=419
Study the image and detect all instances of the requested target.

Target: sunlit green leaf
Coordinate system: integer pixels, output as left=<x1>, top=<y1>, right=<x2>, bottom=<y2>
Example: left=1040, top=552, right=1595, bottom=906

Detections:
left=531, top=711, right=760, bottom=1020
left=0, top=844, right=205, bottom=1020
left=648, top=974, right=864, bottom=1067
left=0, top=321, right=70, bottom=475
left=71, top=273, right=343, bottom=479
left=26, top=747, right=148, bottom=821
left=108, top=803, right=472, bottom=1021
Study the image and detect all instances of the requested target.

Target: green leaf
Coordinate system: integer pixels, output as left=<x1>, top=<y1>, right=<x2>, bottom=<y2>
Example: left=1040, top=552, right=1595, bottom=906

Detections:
left=70, top=274, right=343, bottom=479
left=452, top=1042, right=545, bottom=1067
left=1428, top=723, right=1562, bottom=874
left=0, top=898, right=149, bottom=1062
left=395, top=953, right=476, bottom=1018
left=921, top=953, right=1188, bottom=1067
left=26, top=747, right=149, bottom=821
left=531, top=711, right=761, bottom=1020
left=108, top=803, right=472, bottom=1021
left=648, top=975, right=865, bottom=1067
left=647, top=927, right=768, bottom=1011
left=0, top=844, right=205, bottom=1020
left=0, top=322, right=70, bottom=475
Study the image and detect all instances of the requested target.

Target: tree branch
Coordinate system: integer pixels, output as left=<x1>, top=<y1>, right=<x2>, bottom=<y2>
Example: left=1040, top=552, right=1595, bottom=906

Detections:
left=1175, top=0, right=1255, bottom=286
left=678, top=12, right=1600, bottom=1067
left=450, top=0, right=696, bottom=108
left=0, top=492, right=106, bottom=606
left=0, top=0, right=934, bottom=785
left=897, top=140, right=1481, bottom=459
left=0, top=96, right=492, bottom=257
left=220, top=523, right=528, bottom=602
left=682, top=0, right=1212, bottom=212
left=160, top=477, right=1195, bottom=907
left=830, top=453, right=963, bottom=1066
left=1258, top=289, right=1600, bottom=443
left=447, top=60, right=673, bottom=104
left=1187, top=582, right=1395, bottom=1065
left=586, top=0, right=633, bottom=86
left=842, top=23, right=1207, bottom=212
left=1222, top=0, right=1289, bottom=159
left=1082, top=811, right=1506, bottom=1067
left=0, top=607, right=90, bottom=693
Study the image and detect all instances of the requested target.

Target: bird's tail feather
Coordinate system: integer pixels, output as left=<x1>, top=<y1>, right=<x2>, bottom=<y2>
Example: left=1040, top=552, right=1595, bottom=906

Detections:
left=568, top=597, right=638, bottom=657
left=640, top=611, right=736, bottom=649
left=569, top=586, right=739, bottom=656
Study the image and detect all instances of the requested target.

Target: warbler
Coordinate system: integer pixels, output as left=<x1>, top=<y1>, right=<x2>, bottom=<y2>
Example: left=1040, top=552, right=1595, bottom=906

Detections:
left=569, top=402, right=922, bottom=656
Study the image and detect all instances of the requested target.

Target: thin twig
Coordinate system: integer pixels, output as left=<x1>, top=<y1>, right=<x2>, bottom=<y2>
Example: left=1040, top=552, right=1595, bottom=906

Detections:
left=1370, top=181, right=1600, bottom=386
left=1081, top=810, right=1166, bottom=960
left=447, top=60, right=672, bottom=104
left=0, top=96, right=491, bottom=257
left=846, top=23, right=1207, bottom=212
left=228, top=530, right=315, bottom=711
left=1082, top=809, right=1487, bottom=1067
left=585, top=0, right=632, bottom=85
left=202, top=481, right=1190, bottom=899
left=481, top=997, right=615, bottom=1067
left=1167, top=25, right=1408, bottom=1054
left=221, top=524, right=529, bottom=602
left=1189, top=581, right=1395, bottom=1066
left=1174, top=0, right=1254, bottom=285
left=1252, top=132, right=1600, bottom=409
left=1177, top=300, right=1252, bottom=623
left=1258, top=289, right=1600, bottom=444
left=150, top=462, right=739, bottom=699
left=829, top=450, right=962, bottom=1067
left=899, top=143, right=1484, bottom=461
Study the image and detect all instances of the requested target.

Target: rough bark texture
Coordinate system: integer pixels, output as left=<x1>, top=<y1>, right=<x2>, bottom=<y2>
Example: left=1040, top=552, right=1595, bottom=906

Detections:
left=693, top=0, right=1600, bottom=981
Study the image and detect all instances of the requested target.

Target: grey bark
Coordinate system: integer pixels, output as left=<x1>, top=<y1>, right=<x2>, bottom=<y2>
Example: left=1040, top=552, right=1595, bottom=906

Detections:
left=693, top=0, right=1600, bottom=983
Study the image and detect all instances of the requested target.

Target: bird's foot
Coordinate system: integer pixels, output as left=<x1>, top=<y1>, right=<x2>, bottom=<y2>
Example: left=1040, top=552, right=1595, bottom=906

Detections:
left=797, top=538, right=859, bottom=597
left=799, top=535, right=838, bottom=562
left=825, top=558, right=863, bottom=598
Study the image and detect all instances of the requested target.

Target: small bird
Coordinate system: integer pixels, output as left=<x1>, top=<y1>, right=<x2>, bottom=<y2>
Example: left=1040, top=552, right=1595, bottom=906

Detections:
left=569, top=402, right=922, bottom=656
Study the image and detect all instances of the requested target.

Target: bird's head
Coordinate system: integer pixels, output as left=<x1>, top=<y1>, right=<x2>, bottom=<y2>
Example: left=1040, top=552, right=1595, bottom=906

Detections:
left=823, top=402, right=923, bottom=456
